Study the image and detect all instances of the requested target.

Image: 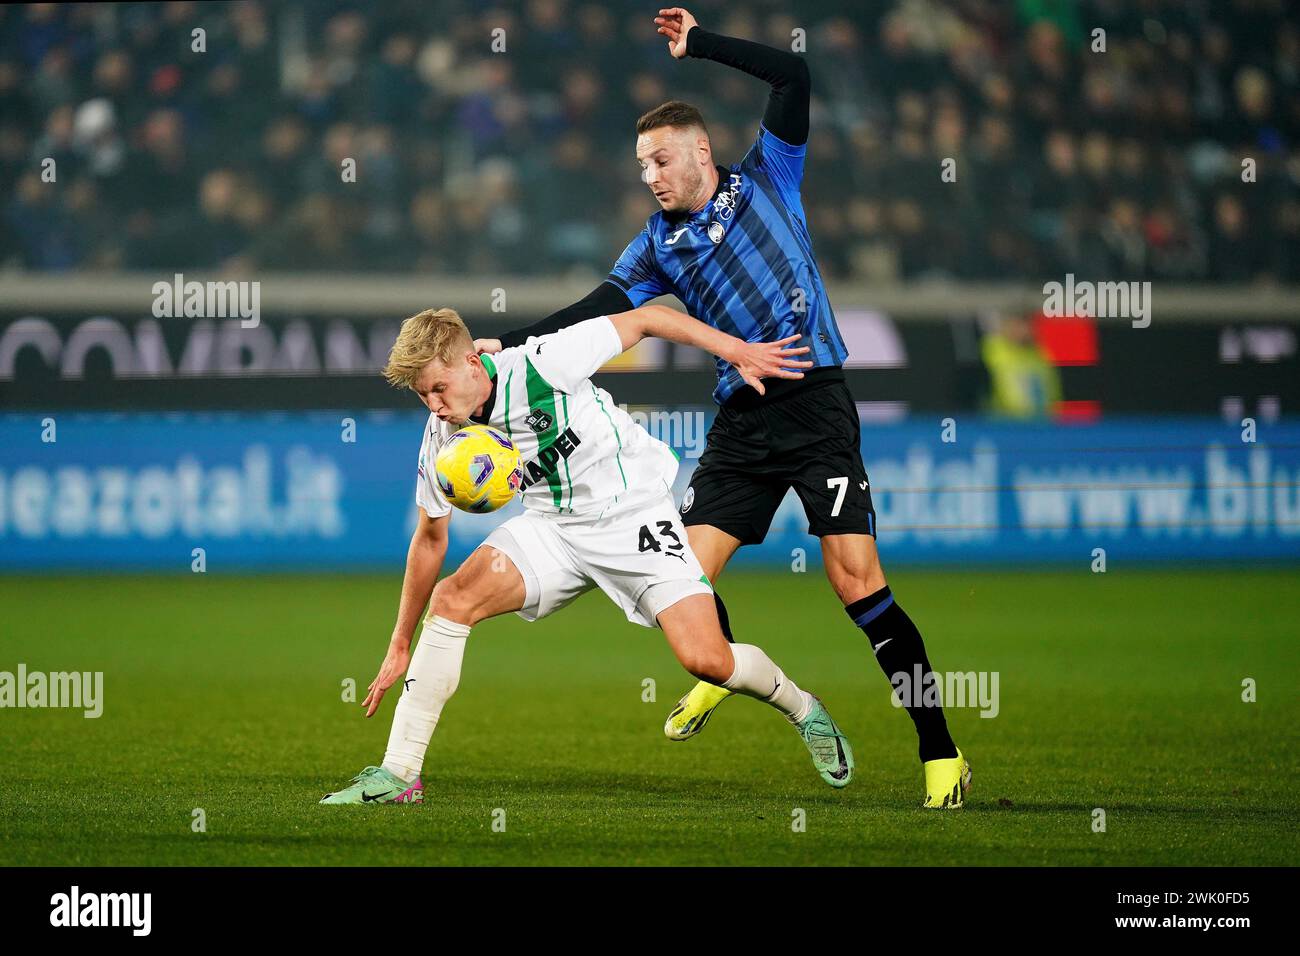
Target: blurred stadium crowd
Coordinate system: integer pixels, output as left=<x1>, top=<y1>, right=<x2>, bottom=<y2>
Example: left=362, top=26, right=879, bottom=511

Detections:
left=2, top=0, right=1297, bottom=282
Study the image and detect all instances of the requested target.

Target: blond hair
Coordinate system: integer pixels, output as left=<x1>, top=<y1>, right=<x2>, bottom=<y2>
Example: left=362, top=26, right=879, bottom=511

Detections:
left=383, top=308, right=474, bottom=388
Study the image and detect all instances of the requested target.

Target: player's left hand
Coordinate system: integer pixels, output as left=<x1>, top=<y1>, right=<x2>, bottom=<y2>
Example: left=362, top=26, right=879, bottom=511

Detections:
left=474, top=338, right=502, bottom=355
left=731, top=334, right=812, bottom=396
left=362, top=639, right=412, bottom=717
left=655, top=7, right=698, bottom=59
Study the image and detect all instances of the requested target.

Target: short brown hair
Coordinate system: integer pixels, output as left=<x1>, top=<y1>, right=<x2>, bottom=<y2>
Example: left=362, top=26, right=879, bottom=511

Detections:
left=383, top=307, right=473, bottom=388
left=636, top=99, right=708, bottom=137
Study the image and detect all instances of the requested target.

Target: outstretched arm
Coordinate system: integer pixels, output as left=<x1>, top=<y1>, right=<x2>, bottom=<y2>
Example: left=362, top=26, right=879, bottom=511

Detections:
left=477, top=281, right=634, bottom=354
left=363, top=511, right=449, bottom=717
left=655, top=7, right=810, bottom=145
left=608, top=304, right=811, bottom=396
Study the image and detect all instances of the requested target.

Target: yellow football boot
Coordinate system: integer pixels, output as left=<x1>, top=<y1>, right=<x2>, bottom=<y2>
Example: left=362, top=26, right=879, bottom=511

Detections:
left=922, top=748, right=972, bottom=809
left=664, top=681, right=732, bottom=740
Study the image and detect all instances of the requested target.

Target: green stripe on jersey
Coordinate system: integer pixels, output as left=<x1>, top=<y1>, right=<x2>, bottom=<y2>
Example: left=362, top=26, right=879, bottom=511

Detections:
left=502, top=367, right=515, bottom=440
left=590, top=382, right=627, bottom=491
left=559, top=392, right=575, bottom=513
left=524, top=357, right=563, bottom=507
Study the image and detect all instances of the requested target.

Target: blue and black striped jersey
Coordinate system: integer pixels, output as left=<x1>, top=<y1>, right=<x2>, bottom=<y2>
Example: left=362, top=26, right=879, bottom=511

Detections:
left=607, top=124, right=847, bottom=405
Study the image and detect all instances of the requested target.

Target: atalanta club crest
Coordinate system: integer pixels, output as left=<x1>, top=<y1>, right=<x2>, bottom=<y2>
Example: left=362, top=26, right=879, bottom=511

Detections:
left=681, top=486, right=695, bottom=513
left=708, top=221, right=725, bottom=243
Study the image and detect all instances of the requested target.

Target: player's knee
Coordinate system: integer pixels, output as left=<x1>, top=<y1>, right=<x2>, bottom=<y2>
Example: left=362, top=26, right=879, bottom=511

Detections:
left=680, top=644, right=734, bottom=684
left=826, top=555, right=886, bottom=603
left=828, top=569, right=866, bottom=603
left=430, top=574, right=483, bottom=626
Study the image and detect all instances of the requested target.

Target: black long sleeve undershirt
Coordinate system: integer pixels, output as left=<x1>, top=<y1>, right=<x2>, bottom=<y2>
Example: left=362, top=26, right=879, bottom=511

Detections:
left=685, top=27, right=810, bottom=146
left=497, top=280, right=633, bottom=349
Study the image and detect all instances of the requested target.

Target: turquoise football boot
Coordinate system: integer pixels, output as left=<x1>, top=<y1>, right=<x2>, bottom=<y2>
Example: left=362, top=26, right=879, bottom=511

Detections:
left=320, top=766, right=423, bottom=805
left=794, top=697, right=854, bottom=788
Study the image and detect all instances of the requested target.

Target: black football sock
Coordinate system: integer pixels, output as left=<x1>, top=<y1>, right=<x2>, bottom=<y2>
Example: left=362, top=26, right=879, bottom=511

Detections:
left=846, top=585, right=957, bottom=762
left=714, top=591, right=735, bottom=644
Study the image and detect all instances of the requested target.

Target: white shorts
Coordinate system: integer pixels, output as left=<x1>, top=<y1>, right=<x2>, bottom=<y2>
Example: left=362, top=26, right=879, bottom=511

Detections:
left=483, top=492, right=713, bottom=628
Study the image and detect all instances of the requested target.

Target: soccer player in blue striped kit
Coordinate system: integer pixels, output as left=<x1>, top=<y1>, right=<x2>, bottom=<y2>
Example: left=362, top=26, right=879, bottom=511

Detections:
left=479, top=7, right=970, bottom=807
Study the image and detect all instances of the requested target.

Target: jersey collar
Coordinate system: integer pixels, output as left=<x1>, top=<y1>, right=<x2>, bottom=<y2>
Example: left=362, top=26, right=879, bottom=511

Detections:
left=469, top=354, right=498, bottom=425
left=708, top=163, right=730, bottom=201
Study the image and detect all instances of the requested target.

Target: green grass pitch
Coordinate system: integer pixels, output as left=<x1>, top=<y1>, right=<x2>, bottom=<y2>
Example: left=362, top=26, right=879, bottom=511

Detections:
left=1, top=567, right=1296, bottom=866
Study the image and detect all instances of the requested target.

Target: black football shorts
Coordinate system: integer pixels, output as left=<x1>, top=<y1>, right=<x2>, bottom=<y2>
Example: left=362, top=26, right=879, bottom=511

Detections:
left=680, top=374, right=877, bottom=544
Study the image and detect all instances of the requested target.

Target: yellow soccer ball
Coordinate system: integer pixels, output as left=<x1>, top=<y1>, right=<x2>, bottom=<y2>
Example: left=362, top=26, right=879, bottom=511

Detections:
left=434, top=424, right=523, bottom=513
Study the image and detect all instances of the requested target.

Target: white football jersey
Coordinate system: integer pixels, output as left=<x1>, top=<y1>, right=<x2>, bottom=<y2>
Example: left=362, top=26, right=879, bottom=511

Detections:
left=415, top=317, right=678, bottom=521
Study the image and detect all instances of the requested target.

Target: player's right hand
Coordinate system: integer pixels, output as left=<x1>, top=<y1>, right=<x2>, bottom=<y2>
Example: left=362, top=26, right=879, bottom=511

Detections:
left=474, top=337, right=503, bottom=355
left=731, top=334, right=812, bottom=396
left=363, top=639, right=412, bottom=717
left=655, top=7, right=698, bottom=59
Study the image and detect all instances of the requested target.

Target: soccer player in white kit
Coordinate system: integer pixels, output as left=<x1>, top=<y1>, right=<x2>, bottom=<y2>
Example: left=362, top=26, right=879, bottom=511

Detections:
left=320, top=304, right=855, bottom=804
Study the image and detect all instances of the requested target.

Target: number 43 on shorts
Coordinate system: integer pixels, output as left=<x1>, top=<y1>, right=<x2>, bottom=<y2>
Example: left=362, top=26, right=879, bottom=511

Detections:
left=638, top=521, right=684, bottom=553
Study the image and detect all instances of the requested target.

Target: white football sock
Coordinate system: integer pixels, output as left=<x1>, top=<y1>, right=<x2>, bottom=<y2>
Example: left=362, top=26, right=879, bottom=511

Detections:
left=721, top=643, right=814, bottom=723
left=381, top=615, right=470, bottom=783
